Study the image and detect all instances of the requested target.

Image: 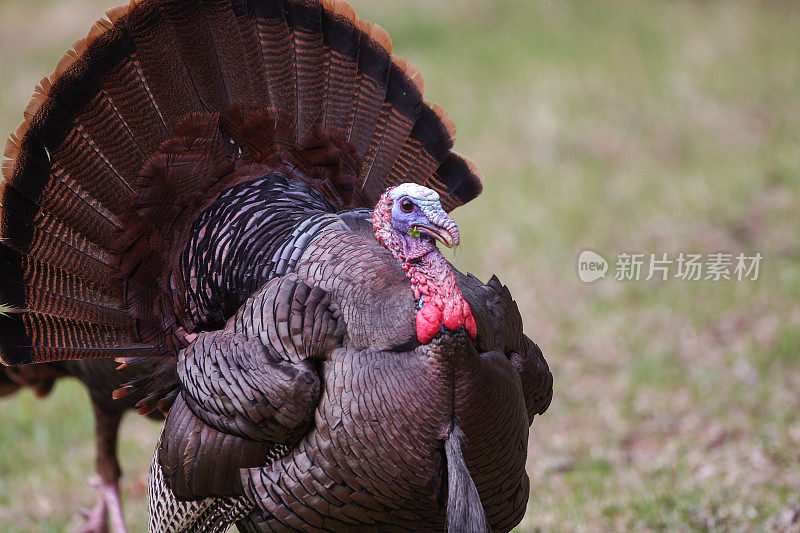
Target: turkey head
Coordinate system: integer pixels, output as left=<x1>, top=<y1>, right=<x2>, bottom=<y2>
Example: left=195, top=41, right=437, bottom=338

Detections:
left=373, top=184, right=478, bottom=344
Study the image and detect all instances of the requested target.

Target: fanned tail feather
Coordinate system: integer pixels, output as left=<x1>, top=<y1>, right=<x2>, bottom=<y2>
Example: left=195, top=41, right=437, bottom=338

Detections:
left=1, top=0, right=483, bottom=367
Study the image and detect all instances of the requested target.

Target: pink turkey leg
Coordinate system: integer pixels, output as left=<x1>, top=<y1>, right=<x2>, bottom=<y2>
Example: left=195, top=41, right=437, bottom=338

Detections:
left=99, top=481, right=128, bottom=533
left=78, top=481, right=108, bottom=533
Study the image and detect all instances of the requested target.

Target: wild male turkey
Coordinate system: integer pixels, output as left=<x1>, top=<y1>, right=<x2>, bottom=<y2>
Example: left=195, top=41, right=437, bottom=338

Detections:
left=0, top=0, right=553, bottom=531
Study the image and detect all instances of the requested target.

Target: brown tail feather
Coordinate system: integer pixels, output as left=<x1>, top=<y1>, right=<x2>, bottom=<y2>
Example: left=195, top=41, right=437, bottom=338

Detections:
left=230, top=0, right=273, bottom=101
left=390, top=101, right=456, bottom=184
left=1, top=0, right=482, bottom=367
left=100, top=55, right=170, bottom=154
left=204, top=0, right=261, bottom=105
left=430, top=152, right=484, bottom=212
left=347, top=21, right=392, bottom=159
left=288, top=1, right=327, bottom=142
left=0, top=311, right=155, bottom=366
left=0, top=252, right=125, bottom=326
left=320, top=0, right=360, bottom=134
left=164, top=0, right=255, bottom=111
left=251, top=0, right=298, bottom=147
left=126, top=2, right=206, bottom=131
left=0, top=211, right=114, bottom=281
left=359, top=55, right=424, bottom=200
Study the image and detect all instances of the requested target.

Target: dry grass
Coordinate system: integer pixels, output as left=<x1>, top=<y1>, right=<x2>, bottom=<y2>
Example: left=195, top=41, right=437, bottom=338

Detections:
left=1, top=0, right=799, bottom=531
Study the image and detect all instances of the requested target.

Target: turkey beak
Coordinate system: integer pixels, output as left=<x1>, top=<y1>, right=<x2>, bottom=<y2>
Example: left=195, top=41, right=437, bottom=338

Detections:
left=415, top=224, right=456, bottom=248
left=415, top=211, right=460, bottom=248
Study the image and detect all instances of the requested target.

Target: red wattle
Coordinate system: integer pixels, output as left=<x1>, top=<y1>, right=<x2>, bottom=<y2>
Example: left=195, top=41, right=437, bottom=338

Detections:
left=416, top=304, right=442, bottom=344
left=443, top=301, right=463, bottom=331
left=465, top=312, right=477, bottom=338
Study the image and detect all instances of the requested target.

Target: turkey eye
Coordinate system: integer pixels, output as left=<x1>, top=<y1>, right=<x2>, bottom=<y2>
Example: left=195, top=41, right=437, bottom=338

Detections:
left=400, top=199, right=414, bottom=213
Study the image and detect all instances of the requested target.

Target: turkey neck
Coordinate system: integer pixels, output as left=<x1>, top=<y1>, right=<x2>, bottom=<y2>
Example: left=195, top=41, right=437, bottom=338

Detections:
left=404, top=252, right=460, bottom=307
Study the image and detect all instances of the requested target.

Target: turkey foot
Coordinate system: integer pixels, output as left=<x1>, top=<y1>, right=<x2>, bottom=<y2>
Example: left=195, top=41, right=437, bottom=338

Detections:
left=78, top=476, right=128, bottom=533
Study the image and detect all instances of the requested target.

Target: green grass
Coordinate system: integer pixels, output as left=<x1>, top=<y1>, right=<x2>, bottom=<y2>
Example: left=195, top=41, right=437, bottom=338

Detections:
left=1, top=0, right=799, bottom=530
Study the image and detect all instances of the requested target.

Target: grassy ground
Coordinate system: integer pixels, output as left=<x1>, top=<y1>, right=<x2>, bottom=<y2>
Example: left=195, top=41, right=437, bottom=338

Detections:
left=1, top=0, right=799, bottom=531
